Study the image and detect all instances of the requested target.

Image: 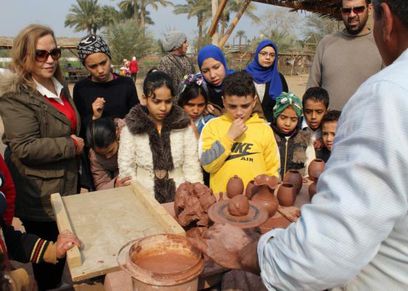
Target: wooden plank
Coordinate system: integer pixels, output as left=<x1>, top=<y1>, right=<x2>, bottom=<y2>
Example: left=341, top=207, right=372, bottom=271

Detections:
left=208, top=0, right=228, bottom=36
left=51, top=185, right=185, bottom=282
left=131, top=182, right=185, bottom=235
left=50, top=193, right=82, bottom=268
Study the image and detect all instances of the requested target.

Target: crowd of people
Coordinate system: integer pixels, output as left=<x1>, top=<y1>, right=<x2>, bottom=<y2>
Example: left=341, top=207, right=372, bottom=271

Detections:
left=0, top=0, right=407, bottom=289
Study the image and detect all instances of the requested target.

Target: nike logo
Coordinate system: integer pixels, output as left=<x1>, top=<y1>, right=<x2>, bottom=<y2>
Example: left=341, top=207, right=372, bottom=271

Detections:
left=226, top=152, right=258, bottom=161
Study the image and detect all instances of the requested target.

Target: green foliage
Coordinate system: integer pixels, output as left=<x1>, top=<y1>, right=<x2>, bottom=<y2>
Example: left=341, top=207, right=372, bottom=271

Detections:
left=302, top=13, right=341, bottom=41
left=65, top=0, right=103, bottom=34
left=104, top=19, right=157, bottom=65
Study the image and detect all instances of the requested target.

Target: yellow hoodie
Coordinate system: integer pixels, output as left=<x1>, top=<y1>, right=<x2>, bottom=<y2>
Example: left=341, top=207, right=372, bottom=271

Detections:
left=199, top=114, right=280, bottom=196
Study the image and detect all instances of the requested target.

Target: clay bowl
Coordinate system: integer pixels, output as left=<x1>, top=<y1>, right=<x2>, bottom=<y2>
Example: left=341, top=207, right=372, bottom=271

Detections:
left=251, top=189, right=279, bottom=217
left=308, top=182, right=317, bottom=201
left=283, top=170, right=302, bottom=195
left=254, top=174, right=280, bottom=189
left=226, top=175, right=244, bottom=198
left=277, top=183, right=296, bottom=207
left=308, top=159, right=325, bottom=181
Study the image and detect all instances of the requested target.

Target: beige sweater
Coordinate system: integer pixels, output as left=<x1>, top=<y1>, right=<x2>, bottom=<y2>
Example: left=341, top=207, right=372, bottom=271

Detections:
left=307, top=29, right=382, bottom=110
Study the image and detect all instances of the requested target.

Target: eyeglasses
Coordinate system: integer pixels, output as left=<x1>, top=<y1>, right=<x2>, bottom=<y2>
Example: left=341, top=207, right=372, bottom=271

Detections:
left=341, top=5, right=366, bottom=15
left=35, top=48, right=61, bottom=62
left=259, top=51, right=275, bottom=58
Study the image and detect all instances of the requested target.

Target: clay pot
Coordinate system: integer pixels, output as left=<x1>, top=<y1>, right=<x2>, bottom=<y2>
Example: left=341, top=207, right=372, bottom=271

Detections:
left=226, top=175, right=244, bottom=198
left=308, top=182, right=317, bottom=201
left=308, top=159, right=325, bottom=181
left=254, top=174, right=280, bottom=189
left=277, top=183, right=296, bottom=207
left=251, top=189, right=278, bottom=217
left=245, top=180, right=258, bottom=199
left=283, top=170, right=302, bottom=195
left=228, top=195, right=250, bottom=216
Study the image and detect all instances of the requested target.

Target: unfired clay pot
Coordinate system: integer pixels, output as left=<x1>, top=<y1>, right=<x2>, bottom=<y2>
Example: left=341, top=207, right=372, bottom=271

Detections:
left=308, top=182, right=317, bottom=200
left=251, top=188, right=279, bottom=217
left=254, top=174, right=280, bottom=188
left=228, top=195, right=250, bottom=216
left=283, top=170, right=302, bottom=195
left=226, top=175, right=244, bottom=198
left=308, top=159, right=325, bottom=181
left=245, top=180, right=257, bottom=199
left=277, top=183, right=296, bottom=207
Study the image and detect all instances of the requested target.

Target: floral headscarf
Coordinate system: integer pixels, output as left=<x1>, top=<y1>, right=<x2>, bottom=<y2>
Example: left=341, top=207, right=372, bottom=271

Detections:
left=273, top=92, right=303, bottom=119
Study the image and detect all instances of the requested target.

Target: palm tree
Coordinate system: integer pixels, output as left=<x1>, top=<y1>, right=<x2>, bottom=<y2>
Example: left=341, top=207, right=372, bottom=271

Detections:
left=236, top=30, right=246, bottom=48
left=174, top=0, right=211, bottom=48
left=139, top=0, right=173, bottom=31
left=65, top=0, right=102, bottom=34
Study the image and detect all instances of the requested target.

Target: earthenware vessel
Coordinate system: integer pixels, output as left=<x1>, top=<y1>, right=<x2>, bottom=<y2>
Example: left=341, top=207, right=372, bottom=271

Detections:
left=228, top=195, right=250, bottom=216
left=308, top=182, right=317, bottom=200
left=308, top=159, right=325, bottom=181
left=283, top=170, right=302, bottom=195
left=254, top=174, right=279, bottom=189
left=251, top=187, right=279, bottom=217
left=226, top=175, right=244, bottom=198
left=277, top=183, right=296, bottom=207
left=245, top=180, right=257, bottom=199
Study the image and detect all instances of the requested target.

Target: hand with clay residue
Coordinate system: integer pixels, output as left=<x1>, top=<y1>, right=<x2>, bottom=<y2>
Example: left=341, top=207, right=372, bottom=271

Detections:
left=188, top=223, right=257, bottom=269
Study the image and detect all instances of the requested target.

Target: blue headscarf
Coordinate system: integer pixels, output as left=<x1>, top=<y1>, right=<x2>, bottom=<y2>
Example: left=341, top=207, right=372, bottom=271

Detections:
left=245, top=40, right=283, bottom=101
left=197, top=44, right=234, bottom=88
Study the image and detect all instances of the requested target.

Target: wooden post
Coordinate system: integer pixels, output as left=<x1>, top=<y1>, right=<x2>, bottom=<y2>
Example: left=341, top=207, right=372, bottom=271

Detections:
left=211, top=0, right=219, bottom=45
left=218, top=0, right=251, bottom=48
left=208, top=0, right=228, bottom=37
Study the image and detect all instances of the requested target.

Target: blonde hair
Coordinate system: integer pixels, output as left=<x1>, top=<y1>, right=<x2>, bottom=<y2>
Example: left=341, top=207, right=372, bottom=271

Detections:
left=11, top=24, right=64, bottom=90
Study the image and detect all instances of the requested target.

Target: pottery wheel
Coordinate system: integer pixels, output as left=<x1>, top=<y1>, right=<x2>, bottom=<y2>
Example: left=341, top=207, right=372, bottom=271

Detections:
left=208, top=200, right=268, bottom=229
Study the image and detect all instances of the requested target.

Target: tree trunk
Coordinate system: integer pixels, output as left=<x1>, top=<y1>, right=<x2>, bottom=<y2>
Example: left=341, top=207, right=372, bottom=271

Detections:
left=198, top=14, right=203, bottom=49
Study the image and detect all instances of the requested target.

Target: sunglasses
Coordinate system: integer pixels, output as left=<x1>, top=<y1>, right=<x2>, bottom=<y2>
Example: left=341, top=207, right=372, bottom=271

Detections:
left=341, top=5, right=366, bottom=14
left=35, top=48, right=61, bottom=62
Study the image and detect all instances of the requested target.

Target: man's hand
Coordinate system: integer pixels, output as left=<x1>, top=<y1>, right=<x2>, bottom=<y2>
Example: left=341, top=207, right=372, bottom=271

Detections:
left=227, top=118, right=248, bottom=141
left=188, top=223, right=257, bottom=269
left=70, top=135, right=84, bottom=155
left=55, top=230, right=81, bottom=259
left=92, top=97, right=106, bottom=120
left=115, top=176, right=132, bottom=188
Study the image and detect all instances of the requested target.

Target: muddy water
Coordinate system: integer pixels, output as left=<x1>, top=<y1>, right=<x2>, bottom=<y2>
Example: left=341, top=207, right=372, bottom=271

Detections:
left=133, top=252, right=197, bottom=274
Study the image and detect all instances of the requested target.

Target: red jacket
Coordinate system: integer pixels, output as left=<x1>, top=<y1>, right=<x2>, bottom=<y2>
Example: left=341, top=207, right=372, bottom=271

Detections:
left=129, top=60, right=139, bottom=74
left=0, top=154, right=16, bottom=224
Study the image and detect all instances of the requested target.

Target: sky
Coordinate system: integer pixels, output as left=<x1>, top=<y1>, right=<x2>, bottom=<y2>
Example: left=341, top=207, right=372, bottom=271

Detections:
left=0, top=0, right=287, bottom=41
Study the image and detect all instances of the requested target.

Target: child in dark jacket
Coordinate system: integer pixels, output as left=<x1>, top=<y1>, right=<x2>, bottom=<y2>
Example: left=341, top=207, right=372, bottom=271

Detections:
left=271, top=92, right=316, bottom=178
left=316, top=110, right=342, bottom=162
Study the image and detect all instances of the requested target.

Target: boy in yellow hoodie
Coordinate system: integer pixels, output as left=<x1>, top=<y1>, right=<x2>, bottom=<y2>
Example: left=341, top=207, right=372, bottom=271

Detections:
left=199, top=71, right=280, bottom=196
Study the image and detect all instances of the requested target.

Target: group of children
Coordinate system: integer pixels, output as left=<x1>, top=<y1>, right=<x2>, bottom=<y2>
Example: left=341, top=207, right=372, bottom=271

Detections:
left=87, top=68, right=341, bottom=199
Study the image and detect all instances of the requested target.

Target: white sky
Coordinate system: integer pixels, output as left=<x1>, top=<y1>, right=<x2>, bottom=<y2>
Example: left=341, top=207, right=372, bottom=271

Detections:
left=0, top=0, right=281, bottom=41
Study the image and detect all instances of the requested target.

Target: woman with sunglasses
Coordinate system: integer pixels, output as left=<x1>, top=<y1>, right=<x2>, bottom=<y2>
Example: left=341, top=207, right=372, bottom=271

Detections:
left=245, top=40, right=289, bottom=123
left=0, top=24, right=82, bottom=290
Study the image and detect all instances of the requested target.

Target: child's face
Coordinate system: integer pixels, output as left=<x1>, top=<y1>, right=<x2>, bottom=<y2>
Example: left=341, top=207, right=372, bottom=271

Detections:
left=322, top=121, right=337, bottom=151
left=222, top=94, right=256, bottom=122
left=183, top=94, right=206, bottom=121
left=95, top=140, right=119, bottom=159
left=276, top=106, right=299, bottom=134
left=303, top=99, right=328, bottom=130
left=145, top=86, right=173, bottom=123
left=201, top=58, right=226, bottom=87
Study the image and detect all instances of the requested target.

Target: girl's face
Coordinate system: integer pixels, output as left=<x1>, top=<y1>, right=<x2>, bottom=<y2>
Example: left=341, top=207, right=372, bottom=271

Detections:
left=258, top=46, right=276, bottom=68
left=95, top=140, right=118, bottom=159
left=276, top=106, right=299, bottom=135
left=145, top=86, right=173, bottom=123
left=183, top=94, right=206, bottom=121
left=200, top=58, right=226, bottom=86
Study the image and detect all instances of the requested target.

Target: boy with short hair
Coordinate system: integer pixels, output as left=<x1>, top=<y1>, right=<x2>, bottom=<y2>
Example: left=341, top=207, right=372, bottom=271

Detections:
left=199, top=71, right=280, bottom=195
left=302, top=87, right=330, bottom=147
left=316, top=110, right=341, bottom=162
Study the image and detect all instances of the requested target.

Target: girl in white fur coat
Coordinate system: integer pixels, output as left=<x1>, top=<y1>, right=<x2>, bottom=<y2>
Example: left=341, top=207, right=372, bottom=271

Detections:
left=118, top=70, right=203, bottom=202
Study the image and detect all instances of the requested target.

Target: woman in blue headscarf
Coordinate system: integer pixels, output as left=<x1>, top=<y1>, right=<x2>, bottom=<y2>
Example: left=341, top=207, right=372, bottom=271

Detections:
left=197, top=44, right=234, bottom=115
left=245, top=40, right=288, bottom=122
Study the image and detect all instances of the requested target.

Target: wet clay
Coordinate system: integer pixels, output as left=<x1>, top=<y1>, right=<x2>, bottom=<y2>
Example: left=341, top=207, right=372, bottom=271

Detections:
left=228, top=195, right=250, bottom=216
left=226, top=175, right=245, bottom=198
left=133, top=252, right=197, bottom=274
left=174, top=182, right=216, bottom=227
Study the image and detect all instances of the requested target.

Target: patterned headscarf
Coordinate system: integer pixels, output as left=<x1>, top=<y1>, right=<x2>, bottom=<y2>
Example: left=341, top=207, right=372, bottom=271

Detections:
left=273, top=92, right=303, bottom=119
left=77, top=34, right=111, bottom=64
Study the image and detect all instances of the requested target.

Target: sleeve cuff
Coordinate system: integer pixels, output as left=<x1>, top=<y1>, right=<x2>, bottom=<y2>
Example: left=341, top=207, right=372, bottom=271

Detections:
left=42, top=241, right=58, bottom=264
